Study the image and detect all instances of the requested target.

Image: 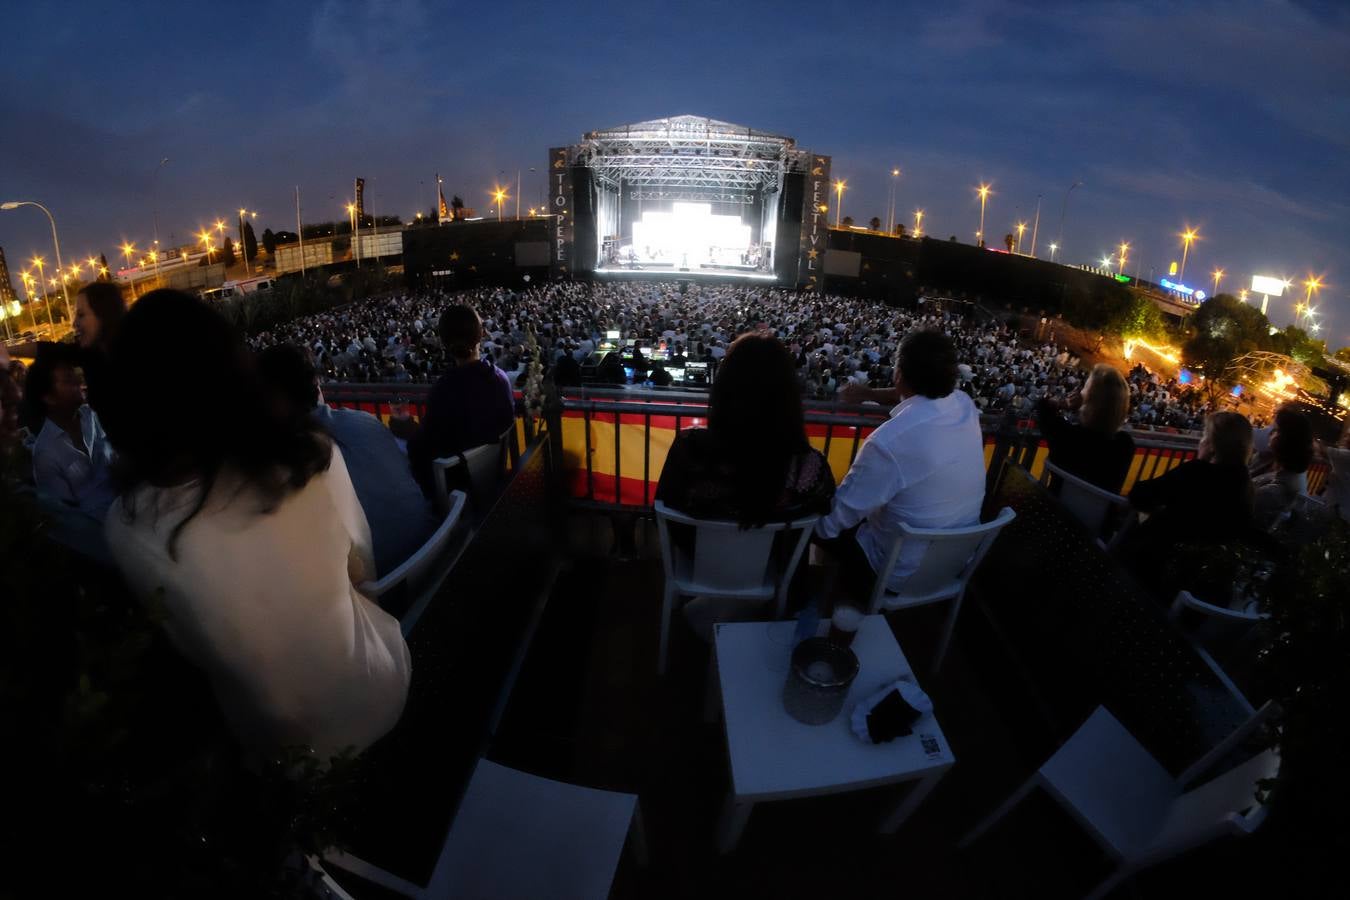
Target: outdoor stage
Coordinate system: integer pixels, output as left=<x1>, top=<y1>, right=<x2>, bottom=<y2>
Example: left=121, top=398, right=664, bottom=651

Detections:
left=592, top=263, right=778, bottom=283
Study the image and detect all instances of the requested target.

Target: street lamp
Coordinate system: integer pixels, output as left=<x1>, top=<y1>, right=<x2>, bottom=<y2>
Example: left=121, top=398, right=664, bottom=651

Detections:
left=1301, top=275, right=1323, bottom=327
left=237, top=208, right=257, bottom=275
left=2, top=200, right=71, bottom=324
left=975, top=183, right=991, bottom=247
left=1100, top=255, right=1114, bottom=270
left=1118, top=241, right=1130, bottom=274
left=913, top=208, right=924, bottom=237
left=1211, top=268, right=1225, bottom=294
left=492, top=187, right=508, bottom=223
left=1178, top=227, right=1200, bottom=281
left=1015, top=221, right=1027, bottom=254
left=28, top=255, right=53, bottom=327
left=1048, top=242, right=1059, bottom=262
left=887, top=168, right=900, bottom=233
left=833, top=179, right=847, bottom=228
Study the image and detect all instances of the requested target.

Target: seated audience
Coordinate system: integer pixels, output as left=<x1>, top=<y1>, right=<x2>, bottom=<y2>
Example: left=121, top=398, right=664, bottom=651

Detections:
left=256, top=344, right=440, bottom=577
left=1251, top=405, right=1313, bottom=530
left=406, top=304, right=515, bottom=497
left=816, top=329, right=987, bottom=598
left=1129, top=411, right=1254, bottom=541
left=22, top=343, right=117, bottom=517
left=656, top=332, right=834, bottom=525
left=1036, top=363, right=1135, bottom=493
left=1324, top=417, right=1350, bottom=524
left=103, top=290, right=410, bottom=760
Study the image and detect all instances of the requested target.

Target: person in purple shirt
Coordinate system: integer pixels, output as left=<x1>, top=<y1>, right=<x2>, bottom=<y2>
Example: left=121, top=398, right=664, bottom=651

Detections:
left=405, top=304, right=515, bottom=497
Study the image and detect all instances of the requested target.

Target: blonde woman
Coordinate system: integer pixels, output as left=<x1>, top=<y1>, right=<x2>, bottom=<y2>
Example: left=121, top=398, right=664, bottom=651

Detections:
left=1036, top=364, right=1135, bottom=493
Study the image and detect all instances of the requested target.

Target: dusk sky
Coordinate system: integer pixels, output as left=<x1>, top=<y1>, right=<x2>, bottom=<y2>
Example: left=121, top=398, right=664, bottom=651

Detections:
left=2, top=0, right=1348, bottom=344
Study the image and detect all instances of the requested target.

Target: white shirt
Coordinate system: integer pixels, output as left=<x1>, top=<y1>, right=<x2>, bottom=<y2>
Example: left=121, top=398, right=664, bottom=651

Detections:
left=817, top=391, right=986, bottom=592
left=105, top=446, right=411, bottom=759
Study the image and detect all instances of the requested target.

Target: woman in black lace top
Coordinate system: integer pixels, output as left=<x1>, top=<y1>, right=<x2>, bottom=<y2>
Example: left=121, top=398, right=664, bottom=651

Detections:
left=656, top=332, right=835, bottom=526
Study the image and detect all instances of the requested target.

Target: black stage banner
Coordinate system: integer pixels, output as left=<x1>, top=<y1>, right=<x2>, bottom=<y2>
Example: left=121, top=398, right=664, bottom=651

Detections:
left=548, top=147, right=573, bottom=278
left=797, top=154, right=830, bottom=291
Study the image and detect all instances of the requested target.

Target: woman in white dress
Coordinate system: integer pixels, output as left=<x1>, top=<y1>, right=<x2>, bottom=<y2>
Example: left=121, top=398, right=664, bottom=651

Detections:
left=102, top=290, right=410, bottom=761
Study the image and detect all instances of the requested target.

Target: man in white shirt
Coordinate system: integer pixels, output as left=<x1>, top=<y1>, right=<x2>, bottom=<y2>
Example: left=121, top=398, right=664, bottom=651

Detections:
left=824, top=329, right=987, bottom=599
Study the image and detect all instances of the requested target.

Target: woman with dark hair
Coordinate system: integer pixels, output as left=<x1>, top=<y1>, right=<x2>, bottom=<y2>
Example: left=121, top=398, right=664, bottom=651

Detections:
left=1252, top=405, right=1314, bottom=529
left=103, top=290, right=410, bottom=760
left=656, top=332, right=834, bottom=526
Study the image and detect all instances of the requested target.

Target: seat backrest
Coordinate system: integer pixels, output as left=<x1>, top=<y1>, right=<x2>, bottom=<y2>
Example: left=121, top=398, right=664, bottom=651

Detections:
left=1041, top=461, right=1129, bottom=538
left=653, top=500, right=818, bottom=596
left=359, top=490, right=467, bottom=637
left=1149, top=748, right=1280, bottom=860
left=871, top=507, right=1016, bottom=609
left=432, top=438, right=508, bottom=516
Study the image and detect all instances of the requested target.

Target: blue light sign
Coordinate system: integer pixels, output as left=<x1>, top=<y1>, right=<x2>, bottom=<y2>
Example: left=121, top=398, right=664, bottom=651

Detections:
left=1160, top=278, right=1206, bottom=302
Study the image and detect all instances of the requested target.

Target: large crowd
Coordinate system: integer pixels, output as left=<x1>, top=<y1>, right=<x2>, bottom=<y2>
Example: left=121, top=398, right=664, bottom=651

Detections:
left=3, top=278, right=1345, bottom=838
left=249, top=281, right=1214, bottom=431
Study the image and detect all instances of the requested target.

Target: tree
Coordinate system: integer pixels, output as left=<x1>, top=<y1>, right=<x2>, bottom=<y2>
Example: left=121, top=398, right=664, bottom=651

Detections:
left=218, top=237, right=237, bottom=267
left=841, top=216, right=854, bottom=227
left=1181, top=294, right=1274, bottom=394
left=1336, top=347, right=1350, bottom=364
left=261, top=228, right=277, bottom=257
left=1272, top=325, right=1326, bottom=367
left=893, top=223, right=906, bottom=237
left=1109, top=293, right=1169, bottom=345
left=1003, top=233, right=1015, bottom=252
left=98, top=253, right=110, bottom=280
left=868, top=216, right=882, bottom=231
left=242, top=221, right=258, bottom=262
left=451, top=195, right=465, bottom=220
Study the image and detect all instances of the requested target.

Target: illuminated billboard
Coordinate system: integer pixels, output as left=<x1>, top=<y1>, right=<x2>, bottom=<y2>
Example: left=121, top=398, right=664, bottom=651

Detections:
left=1159, top=277, right=1207, bottom=301
left=1251, top=275, right=1286, bottom=297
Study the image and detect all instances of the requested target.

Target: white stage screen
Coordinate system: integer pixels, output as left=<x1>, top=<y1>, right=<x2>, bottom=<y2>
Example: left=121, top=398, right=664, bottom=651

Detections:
left=629, top=202, right=752, bottom=266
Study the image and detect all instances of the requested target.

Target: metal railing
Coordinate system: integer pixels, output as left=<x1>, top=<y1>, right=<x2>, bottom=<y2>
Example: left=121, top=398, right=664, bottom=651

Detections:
left=321, top=383, right=1330, bottom=509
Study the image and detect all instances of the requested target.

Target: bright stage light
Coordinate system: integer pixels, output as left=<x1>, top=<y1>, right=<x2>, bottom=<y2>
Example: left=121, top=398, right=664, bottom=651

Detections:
left=629, top=202, right=751, bottom=268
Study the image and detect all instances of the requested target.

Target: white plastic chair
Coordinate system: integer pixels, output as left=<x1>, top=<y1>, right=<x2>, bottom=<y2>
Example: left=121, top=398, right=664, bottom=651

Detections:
left=1170, top=590, right=1271, bottom=701
left=867, top=507, right=1016, bottom=674
left=431, top=424, right=513, bottom=517
left=1039, top=461, right=1135, bottom=550
left=653, top=500, right=818, bottom=675
left=322, top=759, right=642, bottom=900
left=960, top=703, right=1279, bottom=900
left=359, top=490, right=467, bottom=638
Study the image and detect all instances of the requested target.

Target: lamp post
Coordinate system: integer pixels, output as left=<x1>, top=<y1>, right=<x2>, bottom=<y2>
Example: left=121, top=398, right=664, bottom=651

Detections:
left=1211, top=268, right=1225, bottom=295
left=1015, top=221, right=1027, bottom=254
left=833, top=179, right=847, bottom=228
left=975, top=183, right=991, bottom=247
left=2, top=200, right=71, bottom=324
left=493, top=187, right=508, bottom=223
left=913, top=208, right=924, bottom=237
left=1301, top=276, right=1322, bottom=328
left=29, top=255, right=53, bottom=328
left=1029, top=194, right=1042, bottom=258
left=887, top=168, right=900, bottom=233
left=1056, top=180, right=1082, bottom=260
left=1118, top=241, right=1130, bottom=275
left=345, top=203, right=360, bottom=268
left=1178, top=227, right=1199, bottom=281
left=1048, top=242, right=1059, bottom=262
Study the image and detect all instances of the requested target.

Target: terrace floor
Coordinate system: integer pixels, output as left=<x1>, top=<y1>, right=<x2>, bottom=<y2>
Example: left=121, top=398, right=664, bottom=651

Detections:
left=476, top=515, right=1272, bottom=899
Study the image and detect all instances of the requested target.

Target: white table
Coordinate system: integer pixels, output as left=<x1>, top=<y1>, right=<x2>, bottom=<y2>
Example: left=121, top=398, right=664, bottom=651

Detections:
left=711, top=615, right=955, bottom=853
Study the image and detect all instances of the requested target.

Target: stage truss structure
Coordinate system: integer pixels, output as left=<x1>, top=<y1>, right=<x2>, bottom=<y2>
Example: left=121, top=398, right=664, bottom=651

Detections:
left=572, top=115, right=805, bottom=204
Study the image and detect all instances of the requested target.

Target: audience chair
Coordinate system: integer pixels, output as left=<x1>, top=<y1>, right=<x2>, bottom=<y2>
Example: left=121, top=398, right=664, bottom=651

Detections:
left=359, top=490, right=467, bottom=638
left=1039, top=461, right=1135, bottom=550
left=431, top=425, right=514, bottom=517
left=653, top=501, right=818, bottom=675
left=960, top=703, right=1280, bottom=900
left=1171, top=589, right=1272, bottom=699
left=321, top=759, right=643, bottom=900
left=867, top=507, right=1016, bottom=674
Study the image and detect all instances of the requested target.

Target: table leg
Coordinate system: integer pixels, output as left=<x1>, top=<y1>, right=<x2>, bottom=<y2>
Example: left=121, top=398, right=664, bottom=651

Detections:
left=879, top=769, right=945, bottom=834
left=716, top=792, right=753, bottom=854
left=704, top=648, right=721, bottom=723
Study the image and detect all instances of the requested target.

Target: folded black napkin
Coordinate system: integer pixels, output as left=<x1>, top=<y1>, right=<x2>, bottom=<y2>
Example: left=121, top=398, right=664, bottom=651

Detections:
left=865, top=689, right=923, bottom=744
